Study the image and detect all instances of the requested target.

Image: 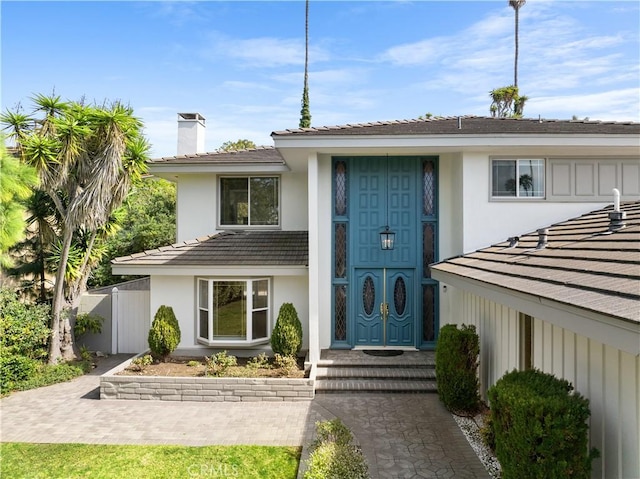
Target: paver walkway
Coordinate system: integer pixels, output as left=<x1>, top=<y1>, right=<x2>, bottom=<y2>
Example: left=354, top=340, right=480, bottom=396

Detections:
left=0, top=355, right=490, bottom=478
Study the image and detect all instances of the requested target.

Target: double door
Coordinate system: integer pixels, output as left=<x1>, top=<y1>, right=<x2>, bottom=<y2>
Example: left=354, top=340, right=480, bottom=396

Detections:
left=354, top=268, right=414, bottom=346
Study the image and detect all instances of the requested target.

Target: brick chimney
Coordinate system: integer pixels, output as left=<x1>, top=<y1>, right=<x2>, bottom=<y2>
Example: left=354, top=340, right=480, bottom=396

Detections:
left=177, top=113, right=205, bottom=155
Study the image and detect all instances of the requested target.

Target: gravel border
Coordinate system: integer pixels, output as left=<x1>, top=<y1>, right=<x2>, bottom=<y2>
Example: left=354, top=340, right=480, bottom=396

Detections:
left=452, top=413, right=502, bottom=478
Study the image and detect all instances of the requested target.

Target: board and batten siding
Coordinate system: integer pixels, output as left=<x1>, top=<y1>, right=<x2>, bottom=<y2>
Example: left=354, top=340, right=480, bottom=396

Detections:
left=447, top=290, right=640, bottom=479
left=533, top=318, right=640, bottom=479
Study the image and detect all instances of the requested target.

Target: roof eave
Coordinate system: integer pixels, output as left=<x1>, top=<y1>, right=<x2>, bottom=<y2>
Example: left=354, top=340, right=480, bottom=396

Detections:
left=430, top=266, right=640, bottom=355
left=272, top=134, right=640, bottom=150
left=111, top=264, right=308, bottom=276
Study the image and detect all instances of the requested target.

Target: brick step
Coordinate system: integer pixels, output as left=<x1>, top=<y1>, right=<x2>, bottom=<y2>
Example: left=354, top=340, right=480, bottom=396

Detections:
left=314, top=378, right=437, bottom=394
left=316, top=359, right=435, bottom=368
left=316, top=366, right=436, bottom=380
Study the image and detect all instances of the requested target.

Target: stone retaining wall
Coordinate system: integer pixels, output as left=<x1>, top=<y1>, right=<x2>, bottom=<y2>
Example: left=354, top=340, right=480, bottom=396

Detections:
left=100, top=355, right=315, bottom=402
left=100, top=376, right=314, bottom=401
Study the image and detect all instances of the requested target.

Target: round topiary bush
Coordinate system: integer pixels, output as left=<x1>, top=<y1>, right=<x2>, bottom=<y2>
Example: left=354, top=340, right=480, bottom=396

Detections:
left=435, top=323, right=480, bottom=414
left=148, top=305, right=181, bottom=362
left=270, top=303, right=303, bottom=357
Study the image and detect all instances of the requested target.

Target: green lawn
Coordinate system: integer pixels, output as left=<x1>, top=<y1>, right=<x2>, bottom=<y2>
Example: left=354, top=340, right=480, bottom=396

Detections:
left=1, top=443, right=300, bottom=479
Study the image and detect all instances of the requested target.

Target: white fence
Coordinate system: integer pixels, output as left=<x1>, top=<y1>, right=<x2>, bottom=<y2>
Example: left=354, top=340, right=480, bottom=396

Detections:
left=78, top=282, right=150, bottom=354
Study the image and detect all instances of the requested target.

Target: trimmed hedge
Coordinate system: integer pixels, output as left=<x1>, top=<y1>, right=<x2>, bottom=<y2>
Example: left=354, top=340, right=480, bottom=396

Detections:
left=270, top=303, right=303, bottom=357
left=148, top=305, right=181, bottom=362
left=487, top=369, right=598, bottom=479
left=435, top=323, right=480, bottom=413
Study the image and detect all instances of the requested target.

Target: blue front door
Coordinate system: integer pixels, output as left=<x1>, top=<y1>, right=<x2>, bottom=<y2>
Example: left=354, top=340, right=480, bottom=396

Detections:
left=331, top=156, right=439, bottom=349
left=350, top=156, right=418, bottom=347
left=354, top=268, right=414, bottom=346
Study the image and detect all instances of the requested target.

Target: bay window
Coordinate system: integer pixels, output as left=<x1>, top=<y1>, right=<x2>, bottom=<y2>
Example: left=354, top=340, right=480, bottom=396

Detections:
left=492, top=159, right=545, bottom=198
left=197, top=278, right=270, bottom=345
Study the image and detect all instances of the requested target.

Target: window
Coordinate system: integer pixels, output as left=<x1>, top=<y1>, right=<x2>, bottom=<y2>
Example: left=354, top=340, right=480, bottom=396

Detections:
left=220, top=177, right=279, bottom=227
left=492, top=159, right=545, bottom=198
left=197, top=278, right=270, bottom=345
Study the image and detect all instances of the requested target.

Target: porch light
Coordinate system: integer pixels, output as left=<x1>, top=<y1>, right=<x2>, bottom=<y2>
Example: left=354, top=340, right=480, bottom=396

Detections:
left=380, top=226, right=395, bottom=250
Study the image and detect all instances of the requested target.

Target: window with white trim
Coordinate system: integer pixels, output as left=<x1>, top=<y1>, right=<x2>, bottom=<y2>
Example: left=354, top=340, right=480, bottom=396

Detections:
left=220, top=177, right=279, bottom=227
left=492, top=159, right=545, bottom=198
left=197, top=278, right=270, bottom=345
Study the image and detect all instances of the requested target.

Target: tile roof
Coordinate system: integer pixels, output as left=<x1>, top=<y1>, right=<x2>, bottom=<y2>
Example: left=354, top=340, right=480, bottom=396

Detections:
left=430, top=202, right=640, bottom=324
left=272, top=115, right=640, bottom=137
left=149, top=146, right=285, bottom=165
left=112, top=231, right=308, bottom=267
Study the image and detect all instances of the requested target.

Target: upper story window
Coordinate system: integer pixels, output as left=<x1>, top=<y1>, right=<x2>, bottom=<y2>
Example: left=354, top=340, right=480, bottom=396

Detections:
left=220, top=177, right=279, bottom=227
left=492, top=159, right=545, bottom=198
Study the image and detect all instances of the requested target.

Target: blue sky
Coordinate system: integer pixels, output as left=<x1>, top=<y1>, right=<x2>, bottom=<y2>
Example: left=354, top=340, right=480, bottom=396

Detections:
left=2, top=1, right=639, bottom=158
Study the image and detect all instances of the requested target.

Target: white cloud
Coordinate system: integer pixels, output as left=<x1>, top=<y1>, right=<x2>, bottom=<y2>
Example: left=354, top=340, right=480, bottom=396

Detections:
left=201, top=34, right=329, bottom=68
left=528, top=88, right=640, bottom=121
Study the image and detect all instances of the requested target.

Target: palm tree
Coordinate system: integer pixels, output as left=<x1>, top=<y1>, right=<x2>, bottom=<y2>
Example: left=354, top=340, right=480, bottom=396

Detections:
left=0, top=141, right=38, bottom=269
left=509, top=0, right=526, bottom=87
left=2, top=95, right=149, bottom=363
left=299, top=0, right=311, bottom=128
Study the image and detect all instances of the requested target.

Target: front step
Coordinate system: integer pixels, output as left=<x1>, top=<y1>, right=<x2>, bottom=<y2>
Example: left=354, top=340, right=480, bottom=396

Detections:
left=314, top=351, right=437, bottom=394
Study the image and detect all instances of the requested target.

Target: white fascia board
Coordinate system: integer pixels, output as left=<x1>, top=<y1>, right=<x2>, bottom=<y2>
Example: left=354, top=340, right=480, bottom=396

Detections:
left=112, top=264, right=308, bottom=277
left=149, top=164, right=290, bottom=175
left=273, top=134, right=640, bottom=150
left=432, top=268, right=640, bottom=356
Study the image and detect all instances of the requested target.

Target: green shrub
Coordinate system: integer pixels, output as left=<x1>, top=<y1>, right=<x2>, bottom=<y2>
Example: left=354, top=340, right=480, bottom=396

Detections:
left=274, top=353, right=298, bottom=377
left=74, top=313, right=104, bottom=338
left=9, top=362, right=87, bottom=393
left=147, top=305, right=181, bottom=361
left=304, top=419, right=368, bottom=479
left=0, top=288, right=50, bottom=360
left=304, top=442, right=368, bottom=479
left=487, top=369, right=598, bottom=479
left=247, top=353, right=270, bottom=370
left=204, top=351, right=237, bottom=377
left=0, top=354, right=39, bottom=392
left=128, top=354, right=153, bottom=372
left=270, top=303, right=303, bottom=357
left=435, top=323, right=480, bottom=413
left=312, top=418, right=353, bottom=448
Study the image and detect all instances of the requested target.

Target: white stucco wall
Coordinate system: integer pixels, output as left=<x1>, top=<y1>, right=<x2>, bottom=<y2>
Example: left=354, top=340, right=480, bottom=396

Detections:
left=316, top=154, right=334, bottom=352
left=459, top=153, right=609, bottom=253
left=443, top=287, right=640, bottom=479
left=273, top=275, right=310, bottom=350
left=175, top=171, right=308, bottom=243
left=437, top=153, right=464, bottom=260
left=176, top=174, right=217, bottom=242
left=281, top=171, right=309, bottom=230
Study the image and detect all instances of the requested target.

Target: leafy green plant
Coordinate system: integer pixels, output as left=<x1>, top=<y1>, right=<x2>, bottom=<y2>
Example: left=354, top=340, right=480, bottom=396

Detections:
left=0, top=354, right=39, bottom=392
left=79, top=345, right=92, bottom=363
left=147, top=305, right=181, bottom=362
left=312, top=418, right=353, bottom=449
left=9, top=362, right=88, bottom=393
left=74, top=313, right=104, bottom=338
left=274, top=353, right=298, bottom=377
left=204, top=351, right=237, bottom=377
left=487, top=369, right=598, bottom=479
left=0, top=288, right=50, bottom=360
left=187, top=360, right=201, bottom=368
left=304, top=419, right=368, bottom=479
left=435, top=323, right=480, bottom=414
left=247, top=353, right=270, bottom=370
left=129, top=354, right=153, bottom=372
left=270, top=303, right=303, bottom=357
